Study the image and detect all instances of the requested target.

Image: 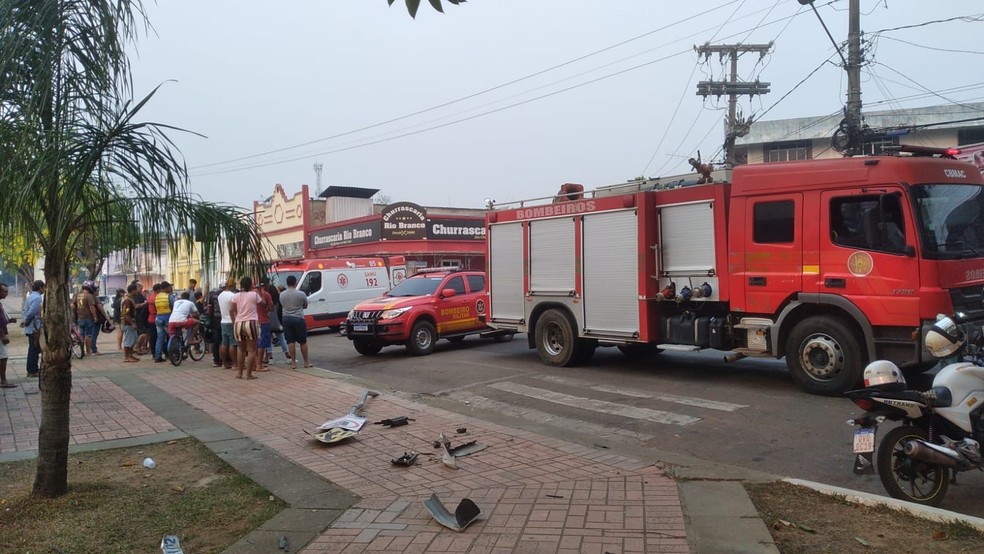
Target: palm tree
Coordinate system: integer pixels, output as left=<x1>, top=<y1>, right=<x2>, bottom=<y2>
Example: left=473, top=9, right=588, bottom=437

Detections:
left=0, top=0, right=266, bottom=498
left=392, top=0, right=466, bottom=18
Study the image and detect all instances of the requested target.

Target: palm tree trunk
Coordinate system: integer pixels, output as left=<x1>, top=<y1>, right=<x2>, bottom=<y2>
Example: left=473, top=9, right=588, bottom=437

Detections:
left=32, top=254, right=72, bottom=498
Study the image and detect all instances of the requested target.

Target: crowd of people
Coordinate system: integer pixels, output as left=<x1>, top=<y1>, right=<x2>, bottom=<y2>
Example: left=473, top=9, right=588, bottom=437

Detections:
left=0, top=274, right=314, bottom=382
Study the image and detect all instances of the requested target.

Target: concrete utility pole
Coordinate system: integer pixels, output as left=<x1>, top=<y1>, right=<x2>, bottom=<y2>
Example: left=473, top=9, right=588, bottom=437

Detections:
left=801, top=0, right=865, bottom=155
left=695, top=42, right=773, bottom=167
left=845, top=0, right=864, bottom=154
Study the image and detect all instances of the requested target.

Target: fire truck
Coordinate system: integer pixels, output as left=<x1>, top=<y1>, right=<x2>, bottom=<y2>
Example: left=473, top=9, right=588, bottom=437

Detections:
left=484, top=148, right=984, bottom=395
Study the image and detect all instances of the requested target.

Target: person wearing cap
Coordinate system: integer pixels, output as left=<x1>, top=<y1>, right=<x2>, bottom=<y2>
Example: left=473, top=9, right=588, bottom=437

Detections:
left=153, top=281, right=175, bottom=362
left=21, top=280, right=45, bottom=376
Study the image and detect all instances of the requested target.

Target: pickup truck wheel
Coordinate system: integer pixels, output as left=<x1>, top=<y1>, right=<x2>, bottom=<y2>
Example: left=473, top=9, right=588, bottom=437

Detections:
left=353, top=339, right=382, bottom=356
left=407, top=321, right=437, bottom=356
left=536, top=309, right=581, bottom=366
left=785, top=315, right=865, bottom=395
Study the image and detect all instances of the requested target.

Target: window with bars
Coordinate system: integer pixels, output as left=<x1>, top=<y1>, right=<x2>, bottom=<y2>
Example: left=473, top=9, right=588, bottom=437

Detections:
left=958, top=128, right=984, bottom=146
left=861, top=136, right=899, bottom=156
left=764, top=141, right=811, bottom=162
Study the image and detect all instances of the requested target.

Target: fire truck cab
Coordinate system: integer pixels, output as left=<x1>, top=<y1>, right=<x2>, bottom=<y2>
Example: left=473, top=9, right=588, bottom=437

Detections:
left=486, top=152, right=984, bottom=395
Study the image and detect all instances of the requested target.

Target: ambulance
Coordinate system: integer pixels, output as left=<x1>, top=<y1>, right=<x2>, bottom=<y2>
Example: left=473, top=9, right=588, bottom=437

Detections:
left=269, top=257, right=406, bottom=331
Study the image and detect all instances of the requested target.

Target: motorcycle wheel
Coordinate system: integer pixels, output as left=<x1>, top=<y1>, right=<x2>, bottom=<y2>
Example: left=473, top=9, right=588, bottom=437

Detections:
left=877, top=425, right=949, bottom=507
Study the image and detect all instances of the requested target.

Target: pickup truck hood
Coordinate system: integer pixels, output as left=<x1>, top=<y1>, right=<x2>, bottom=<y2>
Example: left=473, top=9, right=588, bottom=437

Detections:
left=354, top=296, right=429, bottom=311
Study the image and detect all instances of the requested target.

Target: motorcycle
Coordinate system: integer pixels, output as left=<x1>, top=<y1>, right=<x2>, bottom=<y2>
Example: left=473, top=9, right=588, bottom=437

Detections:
left=847, top=315, right=984, bottom=506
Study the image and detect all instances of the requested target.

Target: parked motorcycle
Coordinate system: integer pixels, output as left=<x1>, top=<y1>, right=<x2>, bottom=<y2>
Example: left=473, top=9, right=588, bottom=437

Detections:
left=847, top=315, right=984, bottom=506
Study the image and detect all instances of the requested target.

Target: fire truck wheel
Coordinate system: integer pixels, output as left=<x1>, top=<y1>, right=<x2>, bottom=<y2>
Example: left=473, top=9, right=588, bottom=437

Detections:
left=353, top=339, right=383, bottom=356
left=407, top=320, right=437, bottom=356
left=536, top=309, right=581, bottom=366
left=785, top=315, right=865, bottom=395
left=573, top=339, right=597, bottom=365
left=492, top=332, right=514, bottom=343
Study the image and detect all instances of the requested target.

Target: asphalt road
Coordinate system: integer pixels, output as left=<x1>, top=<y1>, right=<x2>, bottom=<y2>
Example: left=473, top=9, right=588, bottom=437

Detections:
left=302, top=330, right=984, bottom=518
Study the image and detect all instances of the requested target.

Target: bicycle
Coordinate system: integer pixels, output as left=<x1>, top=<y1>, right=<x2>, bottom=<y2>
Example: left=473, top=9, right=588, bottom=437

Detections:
left=70, top=324, right=85, bottom=359
left=166, top=322, right=206, bottom=366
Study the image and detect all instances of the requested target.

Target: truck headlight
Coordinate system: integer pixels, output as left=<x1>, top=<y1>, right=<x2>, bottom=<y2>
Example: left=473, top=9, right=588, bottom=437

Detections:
left=380, top=307, right=411, bottom=320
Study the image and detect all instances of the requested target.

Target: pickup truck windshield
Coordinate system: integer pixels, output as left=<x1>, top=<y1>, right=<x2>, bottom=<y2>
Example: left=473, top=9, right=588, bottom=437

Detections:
left=912, top=183, right=984, bottom=259
left=386, top=277, right=442, bottom=297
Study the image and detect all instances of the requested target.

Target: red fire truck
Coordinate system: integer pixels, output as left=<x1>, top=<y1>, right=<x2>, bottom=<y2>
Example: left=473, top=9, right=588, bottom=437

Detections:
left=485, top=148, right=984, bottom=395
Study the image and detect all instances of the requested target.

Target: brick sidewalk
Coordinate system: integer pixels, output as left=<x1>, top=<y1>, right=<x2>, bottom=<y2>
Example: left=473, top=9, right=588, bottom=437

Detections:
left=0, top=351, right=690, bottom=553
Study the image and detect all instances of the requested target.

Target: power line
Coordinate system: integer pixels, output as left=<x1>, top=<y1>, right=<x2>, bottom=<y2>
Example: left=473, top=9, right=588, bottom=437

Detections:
left=189, top=1, right=745, bottom=171
left=190, top=49, right=695, bottom=178
left=192, top=0, right=832, bottom=178
left=871, top=13, right=984, bottom=34
left=874, top=35, right=984, bottom=56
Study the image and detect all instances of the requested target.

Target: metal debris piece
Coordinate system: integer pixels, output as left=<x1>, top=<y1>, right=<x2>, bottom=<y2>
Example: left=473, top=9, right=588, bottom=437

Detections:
left=391, top=451, right=419, bottom=466
left=278, top=535, right=290, bottom=552
left=317, top=390, right=379, bottom=432
left=374, top=416, right=414, bottom=427
left=423, top=493, right=482, bottom=532
left=448, top=440, right=487, bottom=457
left=438, top=433, right=458, bottom=469
left=160, top=534, right=184, bottom=554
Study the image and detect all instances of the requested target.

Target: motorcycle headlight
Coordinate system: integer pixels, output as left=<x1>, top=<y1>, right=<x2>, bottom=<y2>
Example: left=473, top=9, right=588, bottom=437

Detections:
left=380, top=307, right=411, bottom=320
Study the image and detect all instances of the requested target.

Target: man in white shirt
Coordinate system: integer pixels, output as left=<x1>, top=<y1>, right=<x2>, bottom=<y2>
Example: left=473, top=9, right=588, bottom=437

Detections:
left=167, top=291, right=199, bottom=344
left=217, top=277, right=238, bottom=369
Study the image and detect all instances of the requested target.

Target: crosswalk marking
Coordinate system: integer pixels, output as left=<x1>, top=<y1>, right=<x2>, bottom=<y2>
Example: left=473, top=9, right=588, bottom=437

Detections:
left=452, top=394, right=658, bottom=442
left=535, top=375, right=748, bottom=412
left=488, top=382, right=701, bottom=426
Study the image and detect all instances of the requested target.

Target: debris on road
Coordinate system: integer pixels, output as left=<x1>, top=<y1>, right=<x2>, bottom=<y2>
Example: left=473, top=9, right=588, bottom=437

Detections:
left=423, top=493, right=482, bottom=532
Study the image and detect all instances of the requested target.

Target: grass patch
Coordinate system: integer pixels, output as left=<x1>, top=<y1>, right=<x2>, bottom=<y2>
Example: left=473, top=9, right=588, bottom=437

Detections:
left=0, top=438, right=286, bottom=553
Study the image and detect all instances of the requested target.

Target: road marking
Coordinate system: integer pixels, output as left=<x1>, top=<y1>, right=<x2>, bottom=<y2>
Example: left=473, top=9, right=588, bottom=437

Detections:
left=488, top=382, right=700, bottom=426
left=450, top=393, right=657, bottom=442
left=535, top=374, right=748, bottom=412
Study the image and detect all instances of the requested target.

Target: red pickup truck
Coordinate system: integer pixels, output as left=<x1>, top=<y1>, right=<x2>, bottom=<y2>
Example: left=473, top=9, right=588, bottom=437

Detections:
left=343, top=268, right=511, bottom=356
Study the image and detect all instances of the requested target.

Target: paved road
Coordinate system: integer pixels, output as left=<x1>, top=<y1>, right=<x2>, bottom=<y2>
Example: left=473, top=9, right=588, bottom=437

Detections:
left=304, top=330, right=984, bottom=519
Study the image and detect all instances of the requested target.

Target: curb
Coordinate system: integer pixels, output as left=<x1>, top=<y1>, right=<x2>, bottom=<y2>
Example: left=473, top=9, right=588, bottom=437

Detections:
left=784, top=478, right=984, bottom=532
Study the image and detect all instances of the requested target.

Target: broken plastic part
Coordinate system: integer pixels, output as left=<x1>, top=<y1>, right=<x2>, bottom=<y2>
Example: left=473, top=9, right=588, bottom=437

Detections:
left=374, top=416, right=413, bottom=427
left=456, top=427, right=467, bottom=434
left=449, top=440, right=488, bottom=457
left=423, top=493, right=482, bottom=532
left=391, top=451, right=419, bottom=466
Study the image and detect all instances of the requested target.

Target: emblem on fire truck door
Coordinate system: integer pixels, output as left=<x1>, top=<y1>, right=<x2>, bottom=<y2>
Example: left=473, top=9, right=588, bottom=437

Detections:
left=476, top=299, right=486, bottom=315
left=847, top=252, right=873, bottom=277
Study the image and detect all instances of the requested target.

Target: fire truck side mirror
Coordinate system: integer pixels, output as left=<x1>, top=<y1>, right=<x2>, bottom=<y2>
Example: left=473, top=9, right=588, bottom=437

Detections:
left=441, top=288, right=457, bottom=299
left=904, top=245, right=916, bottom=257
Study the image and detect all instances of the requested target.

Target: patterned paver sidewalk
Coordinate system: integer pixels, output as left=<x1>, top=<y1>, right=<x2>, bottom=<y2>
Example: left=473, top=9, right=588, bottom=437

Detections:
left=0, top=346, right=690, bottom=553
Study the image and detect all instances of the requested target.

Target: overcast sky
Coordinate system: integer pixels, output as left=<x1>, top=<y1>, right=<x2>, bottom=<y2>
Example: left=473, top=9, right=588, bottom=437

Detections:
left=127, top=1, right=984, bottom=210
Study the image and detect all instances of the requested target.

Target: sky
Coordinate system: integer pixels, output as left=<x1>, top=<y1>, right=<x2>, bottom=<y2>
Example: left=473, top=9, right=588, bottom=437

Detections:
left=127, top=1, right=984, bottom=211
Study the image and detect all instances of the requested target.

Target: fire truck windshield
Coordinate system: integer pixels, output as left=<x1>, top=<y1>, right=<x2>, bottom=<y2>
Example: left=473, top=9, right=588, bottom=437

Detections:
left=911, top=183, right=984, bottom=259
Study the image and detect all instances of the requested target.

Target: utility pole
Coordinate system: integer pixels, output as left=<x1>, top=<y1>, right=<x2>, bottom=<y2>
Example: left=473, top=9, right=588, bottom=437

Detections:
left=696, top=42, right=773, bottom=167
left=845, top=0, right=863, bottom=155
left=801, top=0, right=866, bottom=155
left=313, top=162, right=324, bottom=196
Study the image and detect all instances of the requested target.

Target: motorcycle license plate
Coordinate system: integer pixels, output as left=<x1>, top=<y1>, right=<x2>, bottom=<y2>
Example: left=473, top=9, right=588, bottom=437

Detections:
left=353, top=324, right=369, bottom=332
left=853, top=427, right=875, bottom=454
